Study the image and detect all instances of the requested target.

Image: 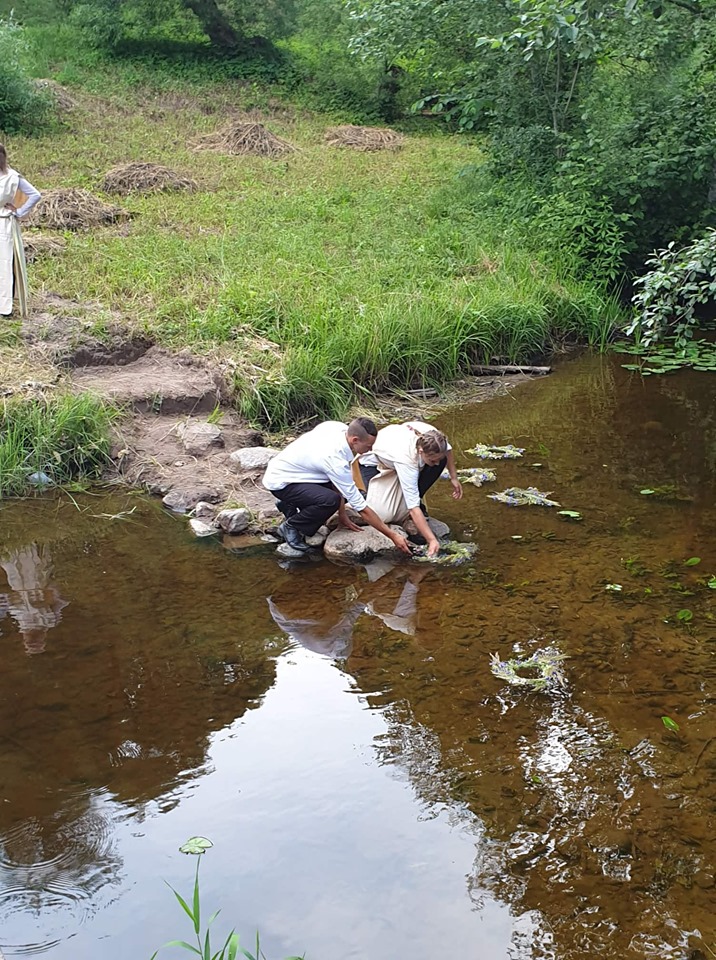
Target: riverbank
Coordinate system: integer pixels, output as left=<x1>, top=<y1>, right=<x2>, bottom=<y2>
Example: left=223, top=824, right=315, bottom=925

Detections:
left=5, top=63, right=620, bottom=431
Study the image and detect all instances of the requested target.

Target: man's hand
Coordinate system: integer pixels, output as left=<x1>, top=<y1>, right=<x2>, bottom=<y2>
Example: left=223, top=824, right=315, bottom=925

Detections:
left=338, top=507, right=362, bottom=533
left=450, top=478, right=463, bottom=500
left=427, top=538, right=441, bottom=558
left=391, top=533, right=413, bottom=556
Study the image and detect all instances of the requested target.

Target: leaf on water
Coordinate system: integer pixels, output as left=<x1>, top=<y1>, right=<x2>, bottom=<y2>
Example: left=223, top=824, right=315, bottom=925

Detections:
left=179, top=837, right=214, bottom=855
left=558, top=510, right=582, bottom=520
left=661, top=716, right=680, bottom=732
left=676, top=609, right=693, bottom=622
left=684, top=557, right=701, bottom=566
left=640, top=489, right=655, bottom=495
left=708, top=576, right=716, bottom=589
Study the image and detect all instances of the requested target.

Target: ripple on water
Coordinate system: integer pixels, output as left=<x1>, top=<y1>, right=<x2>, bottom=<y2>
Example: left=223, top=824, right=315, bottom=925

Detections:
left=0, top=808, right=119, bottom=954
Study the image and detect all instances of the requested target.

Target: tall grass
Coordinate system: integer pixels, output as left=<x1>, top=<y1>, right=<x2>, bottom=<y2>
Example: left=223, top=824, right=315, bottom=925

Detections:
left=0, top=394, right=119, bottom=497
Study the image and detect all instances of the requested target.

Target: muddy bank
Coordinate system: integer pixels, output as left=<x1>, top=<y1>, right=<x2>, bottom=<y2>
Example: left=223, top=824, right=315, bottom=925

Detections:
left=5, top=291, right=545, bottom=529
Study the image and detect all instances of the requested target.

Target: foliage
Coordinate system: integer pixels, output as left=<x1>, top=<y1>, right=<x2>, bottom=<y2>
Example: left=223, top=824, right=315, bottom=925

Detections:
left=490, top=647, right=569, bottom=690
left=628, top=229, right=716, bottom=348
left=0, top=18, right=52, bottom=133
left=466, top=444, right=524, bottom=460
left=488, top=486, right=561, bottom=507
left=0, top=393, right=118, bottom=498
left=151, top=838, right=303, bottom=960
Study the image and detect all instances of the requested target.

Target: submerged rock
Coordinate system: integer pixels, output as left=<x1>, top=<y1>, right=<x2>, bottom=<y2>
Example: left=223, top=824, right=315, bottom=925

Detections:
left=324, top=525, right=408, bottom=564
left=403, top=517, right=450, bottom=540
left=216, top=508, right=251, bottom=534
left=305, top=525, right=330, bottom=548
left=189, top=518, right=218, bottom=538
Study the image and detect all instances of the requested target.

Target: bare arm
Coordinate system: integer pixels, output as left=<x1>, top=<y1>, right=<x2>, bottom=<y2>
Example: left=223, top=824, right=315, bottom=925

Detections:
left=360, top=505, right=412, bottom=555
left=408, top=506, right=440, bottom=557
left=445, top=449, right=463, bottom=500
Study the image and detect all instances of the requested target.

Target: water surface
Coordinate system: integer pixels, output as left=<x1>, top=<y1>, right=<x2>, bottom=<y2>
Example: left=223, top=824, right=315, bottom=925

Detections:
left=1, top=354, right=715, bottom=960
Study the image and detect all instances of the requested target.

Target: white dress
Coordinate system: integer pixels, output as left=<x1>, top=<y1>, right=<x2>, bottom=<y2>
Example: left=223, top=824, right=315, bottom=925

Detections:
left=0, top=169, right=40, bottom=316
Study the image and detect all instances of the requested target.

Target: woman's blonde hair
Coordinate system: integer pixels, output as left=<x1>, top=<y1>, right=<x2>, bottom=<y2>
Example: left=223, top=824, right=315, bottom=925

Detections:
left=416, top=429, right=449, bottom=458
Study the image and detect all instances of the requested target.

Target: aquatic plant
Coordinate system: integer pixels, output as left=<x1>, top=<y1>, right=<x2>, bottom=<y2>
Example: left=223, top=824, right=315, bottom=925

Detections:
left=441, top=467, right=497, bottom=486
left=490, top=648, right=568, bottom=691
left=466, top=443, right=525, bottom=460
left=412, top=541, right=479, bottom=566
left=488, top=487, right=561, bottom=507
left=151, top=837, right=303, bottom=960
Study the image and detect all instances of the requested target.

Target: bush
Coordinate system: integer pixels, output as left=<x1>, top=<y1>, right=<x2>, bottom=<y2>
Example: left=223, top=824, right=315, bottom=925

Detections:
left=0, top=18, right=52, bottom=134
left=628, top=229, right=716, bottom=349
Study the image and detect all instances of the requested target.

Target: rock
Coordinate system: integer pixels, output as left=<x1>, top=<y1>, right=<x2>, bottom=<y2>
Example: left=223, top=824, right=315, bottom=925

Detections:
left=277, top=542, right=307, bottom=559
left=216, top=508, right=251, bottom=534
left=403, top=516, right=451, bottom=539
left=193, top=501, right=216, bottom=520
left=305, top=525, right=329, bottom=548
left=163, top=486, right=222, bottom=513
left=324, top=525, right=408, bottom=564
left=177, top=420, right=224, bottom=456
left=229, top=447, right=280, bottom=472
left=189, top=518, right=218, bottom=537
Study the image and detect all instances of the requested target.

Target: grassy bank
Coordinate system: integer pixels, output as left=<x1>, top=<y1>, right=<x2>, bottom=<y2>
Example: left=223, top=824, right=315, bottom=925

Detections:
left=9, top=30, right=622, bottom=427
left=0, top=394, right=118, bottom=497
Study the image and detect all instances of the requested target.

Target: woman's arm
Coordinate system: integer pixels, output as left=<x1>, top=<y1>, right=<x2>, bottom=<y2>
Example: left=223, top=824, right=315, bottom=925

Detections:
left=15, top=176, right=41, bottom=219
left=445, top=448, right=463, bottom=500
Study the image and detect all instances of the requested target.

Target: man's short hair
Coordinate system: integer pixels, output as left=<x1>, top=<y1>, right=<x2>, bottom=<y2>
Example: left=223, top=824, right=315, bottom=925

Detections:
left=347, top=416, right=378, bottom=440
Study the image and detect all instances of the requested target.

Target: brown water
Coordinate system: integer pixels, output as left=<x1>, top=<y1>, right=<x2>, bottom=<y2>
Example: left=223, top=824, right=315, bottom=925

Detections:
left=1, top=354, right=715, bottom=960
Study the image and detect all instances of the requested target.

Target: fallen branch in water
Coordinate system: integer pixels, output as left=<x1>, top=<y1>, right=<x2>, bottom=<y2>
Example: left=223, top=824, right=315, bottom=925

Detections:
left=471, top=364, right=552, bottom=376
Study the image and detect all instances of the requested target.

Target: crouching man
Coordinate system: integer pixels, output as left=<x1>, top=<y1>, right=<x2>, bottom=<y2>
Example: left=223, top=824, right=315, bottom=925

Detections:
left=262, top=417, right=412, bottom=556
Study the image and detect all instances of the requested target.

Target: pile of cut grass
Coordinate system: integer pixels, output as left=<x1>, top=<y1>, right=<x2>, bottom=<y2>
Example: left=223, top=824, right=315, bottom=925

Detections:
left=193, top=121, right=295, bottom=158
left=27, top=188, right=129, bottom=231
left=325, top=125, right=404, bottom=151
left=102, top=162, right=197, bottom=196
left=0, top=394, right=119, bottom=498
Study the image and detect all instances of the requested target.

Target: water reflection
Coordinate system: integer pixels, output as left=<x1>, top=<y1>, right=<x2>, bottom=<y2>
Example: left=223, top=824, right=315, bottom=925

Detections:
left=0, top=355, right=715, bottom=959
left=268, top=563, right=431, bottom=658
left=0, top=544, right=68, bottom=655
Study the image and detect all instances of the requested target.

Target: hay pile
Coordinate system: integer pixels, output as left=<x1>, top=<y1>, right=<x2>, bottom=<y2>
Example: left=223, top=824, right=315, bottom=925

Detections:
left=27, top=189, right=129, bottom=231
left=23, top=233, right=67, bottom=262
left=325, top=125, right=405, bottom=152
left=193, top=121, right=295, bottom=158
left=101, top=162, right=198, bottom=196
left=34, top=79, right=77, bottom=112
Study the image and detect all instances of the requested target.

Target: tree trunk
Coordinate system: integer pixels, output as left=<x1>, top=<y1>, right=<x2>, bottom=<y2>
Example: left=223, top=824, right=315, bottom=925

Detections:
left=182, top=0, right=240, bottom=49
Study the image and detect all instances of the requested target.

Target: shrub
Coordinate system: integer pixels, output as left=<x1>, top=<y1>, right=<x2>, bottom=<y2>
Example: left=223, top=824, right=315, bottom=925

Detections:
left=628, top=229, right=716, bottom=349
left=0, top=18, right=52, bottom=134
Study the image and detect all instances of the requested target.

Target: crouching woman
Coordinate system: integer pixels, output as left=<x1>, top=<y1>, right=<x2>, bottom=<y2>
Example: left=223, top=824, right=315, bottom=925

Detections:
left=361, top=421, right=462, bottom=558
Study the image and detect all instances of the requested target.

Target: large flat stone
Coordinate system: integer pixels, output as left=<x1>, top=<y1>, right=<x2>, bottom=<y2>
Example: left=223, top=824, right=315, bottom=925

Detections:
left=324, top=525, right=407, bottom=564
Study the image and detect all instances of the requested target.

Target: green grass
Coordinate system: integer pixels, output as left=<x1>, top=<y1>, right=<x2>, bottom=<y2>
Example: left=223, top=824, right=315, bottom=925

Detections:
left=0, top=393, right=119, bottom=497
left=10, top=27, right=623, bottom=427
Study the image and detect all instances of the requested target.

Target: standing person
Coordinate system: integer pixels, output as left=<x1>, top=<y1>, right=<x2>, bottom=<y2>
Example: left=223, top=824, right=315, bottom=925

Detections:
left=360, top=420, right=463, bottom=558
left=0, top=144, right=41, bottom=318
left=262, top=417, right=412, bottom=556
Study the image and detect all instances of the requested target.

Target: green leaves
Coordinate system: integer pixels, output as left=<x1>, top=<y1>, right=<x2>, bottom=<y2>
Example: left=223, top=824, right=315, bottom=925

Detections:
left=676, top=608, right=693, bottom=622
left=558, top=509, right=583, bottom=520
left=661, top=715, right=680, bottom=732
left=684, top=557, right=701, bottom=566
left=180, top=837, right=214, bottom=856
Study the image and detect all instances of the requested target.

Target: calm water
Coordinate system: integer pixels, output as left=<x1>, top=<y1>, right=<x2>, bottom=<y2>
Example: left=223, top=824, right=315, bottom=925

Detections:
left=1, top=354, right=715, bottom=960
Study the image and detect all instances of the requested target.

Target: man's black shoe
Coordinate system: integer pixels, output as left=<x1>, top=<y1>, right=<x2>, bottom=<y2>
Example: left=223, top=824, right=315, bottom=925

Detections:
left=277, top=520, right=310, bottom=552
left=276, top=500, right=298, bottom=519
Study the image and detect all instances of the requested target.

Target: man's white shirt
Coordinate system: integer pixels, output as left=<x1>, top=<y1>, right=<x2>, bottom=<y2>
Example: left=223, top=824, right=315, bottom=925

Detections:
left=262, top=421, right=366, bottom=512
